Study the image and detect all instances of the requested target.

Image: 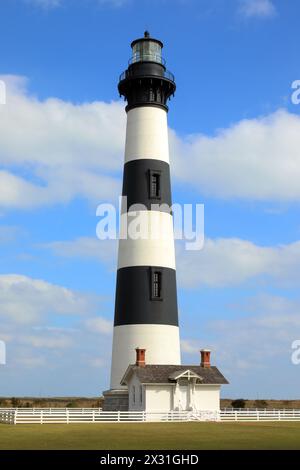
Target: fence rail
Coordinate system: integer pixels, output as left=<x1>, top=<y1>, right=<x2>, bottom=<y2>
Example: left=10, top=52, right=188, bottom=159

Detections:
left=0, top=409, right=219, bottom=424
left=1, top=409, right=300, bottom=425
left=220, top=409, right=300, bottom=422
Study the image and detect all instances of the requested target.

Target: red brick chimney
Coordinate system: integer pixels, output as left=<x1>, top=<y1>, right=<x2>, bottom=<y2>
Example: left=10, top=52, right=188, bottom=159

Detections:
left=200, top=349, right=211, bottom=368
left=135, top=348, right=146, bottom=367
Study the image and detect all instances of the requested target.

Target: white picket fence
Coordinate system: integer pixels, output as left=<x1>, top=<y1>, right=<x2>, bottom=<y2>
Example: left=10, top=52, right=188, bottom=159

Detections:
left=0, top=409, right=219, bottom=424
left=1, top=408, right=300, bottom=424
left=221, top=409, right=300, bottom=422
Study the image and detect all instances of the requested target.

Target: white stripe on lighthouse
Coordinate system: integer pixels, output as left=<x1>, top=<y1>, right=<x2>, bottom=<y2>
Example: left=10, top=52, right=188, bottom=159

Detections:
left=125, top=106, right=169, bottom=164
left=110, top=324, right=181, bottom=390
left=118, top=210, right=176, bottom=269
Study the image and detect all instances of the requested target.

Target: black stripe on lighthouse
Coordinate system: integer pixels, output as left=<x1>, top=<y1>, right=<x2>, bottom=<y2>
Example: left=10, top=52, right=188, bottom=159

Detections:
left=114, top=266, right=179, bottom=326
left=115, top=149, right=178, bottom=328
left=122, top=159, right=172, bottom=212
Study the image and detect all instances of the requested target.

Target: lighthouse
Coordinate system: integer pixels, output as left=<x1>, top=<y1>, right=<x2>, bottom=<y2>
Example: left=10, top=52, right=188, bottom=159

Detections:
left=103, top=32, right=181, bottom=410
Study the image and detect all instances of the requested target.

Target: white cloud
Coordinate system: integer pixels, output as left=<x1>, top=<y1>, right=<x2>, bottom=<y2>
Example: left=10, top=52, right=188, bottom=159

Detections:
left=0, top=225, right=21, bottom=244
left=0, top=272, right=113, bottom=392
left=181, top=339, right=201, bottom=354
left=171, top=109, right=300, bottom=201
left=22, top=334, right=73, bottom=349
left=24, top=0, right=62, bottom=8
left=88, top=357, right=106, bottom=368
left=238, top=0, right=276, bottom=18
left=177, top=238, right=300, bottom=288
left=181, top=293, right=300, bottom=397
left=24, top=0, right=129, bottom=8
left=211, top=295, right=300, bottom=368
left=0, top=274, right=92, bottom=323
left=16, top=355, right=47, bottom=368
left=43, top=237, right=117, bottom=268
left=41, top=235, right=300, bottom=289
left=85, top=317, right=113, bottom=335
left=1, top=76, right=300, bottom=209
left=0, top=75, right=124, bottom=209
left=97, top=0, right=129, bottom=6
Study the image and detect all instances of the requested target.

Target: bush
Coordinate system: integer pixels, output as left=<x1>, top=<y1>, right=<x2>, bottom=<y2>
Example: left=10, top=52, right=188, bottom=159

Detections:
left=92, top=400, right=102, bottom=408
left=11, top=397, right=21, bottom=408
left=254, top=400, right=268, bottom=408
left=231, top=399, right=246, bottom=409
left=66, top=402, right=77, bottom=408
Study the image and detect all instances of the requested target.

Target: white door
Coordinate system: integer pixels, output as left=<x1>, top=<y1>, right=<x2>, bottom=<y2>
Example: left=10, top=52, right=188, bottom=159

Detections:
left=179, top=385, right=188, bottom=410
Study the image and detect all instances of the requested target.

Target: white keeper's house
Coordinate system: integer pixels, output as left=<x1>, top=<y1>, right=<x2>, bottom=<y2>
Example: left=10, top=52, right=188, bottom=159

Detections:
left=120, top=348, right=228, bottom=413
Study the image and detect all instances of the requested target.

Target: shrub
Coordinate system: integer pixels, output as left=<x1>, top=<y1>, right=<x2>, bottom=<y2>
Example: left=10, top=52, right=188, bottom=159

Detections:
left=231, top=399, right=246, bottom=409
left=92, top=400, right=102, bottom=408
left=11, top=397, right=21, bottom=408
left=254, top=399, right=268, bottom=408
left=66, top=402, right=77, bottom=408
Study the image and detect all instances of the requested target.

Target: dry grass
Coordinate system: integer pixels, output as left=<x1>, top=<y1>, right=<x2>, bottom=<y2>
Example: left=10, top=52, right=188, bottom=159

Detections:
left=1, top=397, right=299, bottom=409
left=221, top=399, right=300, bottom=409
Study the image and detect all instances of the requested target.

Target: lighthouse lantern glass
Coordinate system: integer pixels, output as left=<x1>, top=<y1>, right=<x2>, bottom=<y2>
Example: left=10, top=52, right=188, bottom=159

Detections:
left=132, top=40, right=162, bottom=64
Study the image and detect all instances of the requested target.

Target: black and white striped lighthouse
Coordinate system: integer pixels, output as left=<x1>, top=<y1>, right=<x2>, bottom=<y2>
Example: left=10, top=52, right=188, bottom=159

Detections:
left=104, top=32, right=181, bottom=409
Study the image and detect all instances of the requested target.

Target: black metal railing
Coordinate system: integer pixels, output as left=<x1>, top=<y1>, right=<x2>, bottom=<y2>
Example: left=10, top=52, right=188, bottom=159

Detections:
left=119, top=68, right=175, bottom=83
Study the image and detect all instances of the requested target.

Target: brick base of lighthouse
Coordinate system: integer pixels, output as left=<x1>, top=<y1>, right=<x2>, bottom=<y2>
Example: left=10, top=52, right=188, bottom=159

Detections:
left=102, top=389, right=129, bottom=411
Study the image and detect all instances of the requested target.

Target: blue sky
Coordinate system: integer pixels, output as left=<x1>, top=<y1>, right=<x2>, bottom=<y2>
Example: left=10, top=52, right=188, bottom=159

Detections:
left=0, top=0, right=300, bottom=398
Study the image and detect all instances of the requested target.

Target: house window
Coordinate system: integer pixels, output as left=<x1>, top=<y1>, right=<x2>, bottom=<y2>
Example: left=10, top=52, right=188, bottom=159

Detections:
left=151, top=269, right=163, bottom=300
left=132, top=386, right=135, bottom=404
left=149, top=170, right=161, bottom=199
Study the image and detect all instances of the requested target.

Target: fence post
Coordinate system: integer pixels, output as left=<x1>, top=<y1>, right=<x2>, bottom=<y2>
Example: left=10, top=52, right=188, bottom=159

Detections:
left=67, top=409, right=69, bottom=424
left=256, top=410, right=259, bottom=421
left=235, top=411, right=237, bottom=422
left=92, top=410, right=95, bottom=423
left=118, top=411, right=120, bottom=422
left=14, top=409, right=17, bottom=425
left=278, top=410, right=281, bottom=421
left=40, top=410, right=43, bottom=425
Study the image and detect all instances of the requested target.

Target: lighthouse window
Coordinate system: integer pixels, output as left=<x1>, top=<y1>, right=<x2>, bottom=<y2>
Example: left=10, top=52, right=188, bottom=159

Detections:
left=132, top=40, right=162, bottom=64
left=151, top=269, right=162, bottom=300
left=149, top=170, right=161, bottom=199
left=149, top=87, right=155, bottom=102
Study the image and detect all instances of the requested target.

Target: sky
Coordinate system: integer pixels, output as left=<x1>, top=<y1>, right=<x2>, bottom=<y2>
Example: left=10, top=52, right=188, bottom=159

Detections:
left=0, top=0, right=300, bottom=399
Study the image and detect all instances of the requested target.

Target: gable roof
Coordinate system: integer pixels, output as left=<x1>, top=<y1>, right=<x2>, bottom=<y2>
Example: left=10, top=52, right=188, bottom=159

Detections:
left=121, top=364, right=229, bottom=386
left=168, top=369, right=204, bottom=381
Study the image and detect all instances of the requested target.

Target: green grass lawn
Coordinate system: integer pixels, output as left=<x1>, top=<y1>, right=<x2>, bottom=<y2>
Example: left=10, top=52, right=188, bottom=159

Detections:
left=0, top=422, right=300, bottom=450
